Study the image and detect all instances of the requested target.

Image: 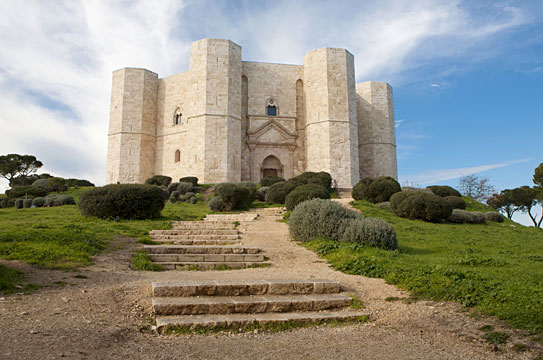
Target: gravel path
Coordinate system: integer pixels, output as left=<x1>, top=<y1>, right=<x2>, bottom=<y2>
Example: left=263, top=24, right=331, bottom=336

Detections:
left=0, top=206, right=538, bottom=359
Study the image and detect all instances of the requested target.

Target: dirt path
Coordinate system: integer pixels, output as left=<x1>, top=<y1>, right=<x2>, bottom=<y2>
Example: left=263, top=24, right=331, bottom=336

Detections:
left=0, top=209, right=539, bottom=359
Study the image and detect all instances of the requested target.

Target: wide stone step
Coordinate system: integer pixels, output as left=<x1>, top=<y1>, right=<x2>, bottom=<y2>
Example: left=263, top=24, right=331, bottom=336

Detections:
left=150, top=239, right=241, bottom=245
left=152, top=279, right=341, bottom=297
left=144, top=245, right=260, bottom=255
left=148, top=253, right=265, bottom=263
left=153, top=293, right=351, bottom=316
left=150, top=229, right=238, bottom=235
left=157, top=262, right=270, bottom=270
left=150, top=234, right=239, bottom=241
left=204, top=215, right=257, bottom=222
left=171, top=221, right=236, bottom=230
left=156, top=311, right=366, bottom=333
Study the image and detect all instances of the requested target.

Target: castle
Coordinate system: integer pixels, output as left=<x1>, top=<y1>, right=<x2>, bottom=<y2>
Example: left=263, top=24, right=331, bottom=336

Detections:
left=106, top=38, right=397, bottom=188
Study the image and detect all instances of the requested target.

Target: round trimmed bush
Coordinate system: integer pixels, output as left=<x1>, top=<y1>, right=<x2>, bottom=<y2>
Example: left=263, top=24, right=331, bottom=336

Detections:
left=214, top=183, right=252, bottom=210
left=15, top=199, right=24, bottom=209
left=79, top=184, right=165, bottom=219
left=427, top=185, right=461, bottom=197
left=208, top=196, right=227, bottom=211
left=307, top=172, right=333, bottom=190
left=378, top=202, right=392, bottom=211
left=239, top=182, right=257, bottom=200
left=392, top=191, right=452, bottom=222
left=0, top=198, right=7, bottom=208
left=168, top=182, right=180, bottom=194
left=32, top=197, right=45, bottom=207
left=341, top=218, right=397, bottom=250
left=188, top=196, right=197, bottom=204
left=445, top=196, right=466, bottom=209
left=6, top=186, right=48, bottom=199
left=179, top=176, right=198, bottom=186
left=289, top=198, right=363, bottom=242
left=169, top=191, right=180, bottom=203
left=285, top=184, right=330, bottom=211
left=484, top=211, right=504, bottom=223
left=352, top=178, right=374, bottom=201
left=266, top=180, right=299, bottom=204
left=260, top=176, right=285, bottom=187
left=177, top=182, right=193, bottom=195
left=181, top=192, right=196, bottom=202
left=32, top=178, right=51, bottom=191
left=23, top=199, right=33, bottom=208
left=366, top=177, right=401, bottom=203
left=51, top=195, right=75, bottom=207
left=145, top=175, right=172, bottom=187
left=448, top=209, right=486, bottom=224
left=257, top=187, right=269, bottom=201
left=158, top=186, right=170, bottom=200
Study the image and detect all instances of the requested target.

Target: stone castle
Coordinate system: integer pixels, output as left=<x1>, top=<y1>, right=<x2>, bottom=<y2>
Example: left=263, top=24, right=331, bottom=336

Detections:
left=106, top=38, right=397, bottom=188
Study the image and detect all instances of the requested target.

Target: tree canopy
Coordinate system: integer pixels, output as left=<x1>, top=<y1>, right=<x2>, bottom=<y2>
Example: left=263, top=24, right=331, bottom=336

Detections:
left=534, top=162, right=543, bottom=189
left=0, top=154, right=43, bottom=187
left=458, top=174, right=495, bottom=201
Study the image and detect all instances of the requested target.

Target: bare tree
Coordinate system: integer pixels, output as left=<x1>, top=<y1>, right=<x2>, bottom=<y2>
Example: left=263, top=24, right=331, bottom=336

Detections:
left=458, top=174, right=496, bottom=202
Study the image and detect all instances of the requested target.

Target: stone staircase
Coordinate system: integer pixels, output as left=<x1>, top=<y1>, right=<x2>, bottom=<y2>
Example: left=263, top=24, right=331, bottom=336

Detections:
left=152, top=279, right=365, bottom=333
left=144, top=213, right=270, bottom=270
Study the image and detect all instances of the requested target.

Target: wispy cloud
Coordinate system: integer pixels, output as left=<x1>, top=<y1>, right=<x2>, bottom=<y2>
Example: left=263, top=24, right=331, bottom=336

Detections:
left=402, top=158, right=534, bottom=185
left=0, top=1, right=538, bottom=191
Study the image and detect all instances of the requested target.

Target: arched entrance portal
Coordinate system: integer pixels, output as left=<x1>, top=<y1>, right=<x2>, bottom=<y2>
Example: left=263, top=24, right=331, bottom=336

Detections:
left=261, top=155, right=283, bottom=179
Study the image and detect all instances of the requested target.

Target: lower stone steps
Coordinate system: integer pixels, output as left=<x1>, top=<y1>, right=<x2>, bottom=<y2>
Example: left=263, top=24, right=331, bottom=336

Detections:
left=150, top=229, right=239, bottom=235
left=150, top=234, right=240, bottom=241
left=149, top=239, right=241, bottom=245
left=204, top=214, right=257, bottom=222
left=156, top=311, right=366, bottom=333
left=172, top=221, right=236, bottom=230
left=157, top=261, right=269, bottom=270
left=148, top=253, right=265, bottom=263
left=153, top=293, right=352, bottom=315
left=144, top=245, right=260, bottom=255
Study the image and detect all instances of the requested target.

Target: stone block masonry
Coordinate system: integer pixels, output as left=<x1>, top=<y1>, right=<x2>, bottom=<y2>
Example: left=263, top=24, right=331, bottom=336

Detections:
left=107, top=38, right=397, bottom=188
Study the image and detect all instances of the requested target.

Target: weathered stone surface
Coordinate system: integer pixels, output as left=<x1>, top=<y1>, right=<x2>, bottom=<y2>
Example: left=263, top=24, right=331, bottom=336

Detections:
left=107, top=38, right=397, bottom=188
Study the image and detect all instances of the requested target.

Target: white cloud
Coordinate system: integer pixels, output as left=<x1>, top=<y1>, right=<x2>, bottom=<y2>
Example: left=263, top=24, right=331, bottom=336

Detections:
left=0, top=1, right=536, bottom=192
left=431, top=83, right=440, bottom=87
left=402, top=158, right=534, bottom=185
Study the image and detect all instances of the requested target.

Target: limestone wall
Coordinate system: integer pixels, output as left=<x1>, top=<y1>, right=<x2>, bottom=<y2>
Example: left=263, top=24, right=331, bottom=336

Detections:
left=303, top=48, right=360, bottom=188
left=356, top=81, right=397, bottom=180
left=106, top=68, right=158, bottom=184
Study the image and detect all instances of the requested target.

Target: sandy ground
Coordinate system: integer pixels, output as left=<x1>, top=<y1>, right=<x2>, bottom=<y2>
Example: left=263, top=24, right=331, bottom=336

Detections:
left=0, top=205, right=541, bottom=360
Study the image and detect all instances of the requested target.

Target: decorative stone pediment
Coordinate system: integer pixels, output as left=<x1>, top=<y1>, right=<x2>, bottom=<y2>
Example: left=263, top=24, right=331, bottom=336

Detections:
left=247, top=118, right=297, bottom=148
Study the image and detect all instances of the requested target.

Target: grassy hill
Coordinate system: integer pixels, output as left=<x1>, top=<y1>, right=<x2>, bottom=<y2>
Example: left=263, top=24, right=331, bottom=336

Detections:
left=303, top=197, right=543, bottom=333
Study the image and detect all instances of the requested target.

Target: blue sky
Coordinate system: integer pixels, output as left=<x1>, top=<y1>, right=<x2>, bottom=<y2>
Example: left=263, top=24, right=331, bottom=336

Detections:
left=0, top=0, right=542, bottom=225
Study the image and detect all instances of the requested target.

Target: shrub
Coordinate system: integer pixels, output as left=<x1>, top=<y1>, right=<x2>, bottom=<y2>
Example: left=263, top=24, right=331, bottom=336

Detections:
left=51, top=195, right=75, bottom=207
left=23, top=199, right=33, bottom=208
left=285, top=184, right=330, bottom=211
left=366, top=177, right=401, bottom=203
left=145, top=175, right=172, bottom=187
left=427, top=185, right=461, bottom=198
left=32, top=197, right=45, bottom=207
left=257, top=187, right=269, bottom=201
left=445, top=196, right=466, bottom=209
left=484, top=211, right=504, bottom=223
left=179, top=176, right=198, bottom=186
left=0, top=198, right=7, bottom=208
left=15, top=199, right=24, bottom=209
left=307, top=172, right=333, bottom=190
left=6, top=186, right=48, bottom=199
left=32, top=178, right=51, bottom=191
left=177, top=182, right=193, bottom=195
left=378, top=202, right=392, bottom=211
left=158, top=186, right=170, bottom=200
left=181, top=192, right=196, bottom=202
left=65, top=178, right=95, bottom=187
left=352, top=178, right=374, bottom=201
left=391, top=192, right=453, bottom=222
left=78, top=184, right=165, bottom=219
left=49, top=177, right=68, bottom=192
left=266, top=180, right=299, bottom=204
left=168, top=182, right=180, bottom=194
left=43, top=194, right=57, bottom=207
left=448, top=209, right=486, bottom=224
left=169, top=191, right=180, bottom=203
left=289, top=199, right=362, bottom=242
left=341, top=218, right=397, bottom=250
left=260, top=176, right=285, bottom=187
left=188, top=196, right=197, bottom=204
left=239, top=182, right=257, bottom=200
left=214, top=183, right=252, bottom=210
left=208, top=196, right=227, bottom=211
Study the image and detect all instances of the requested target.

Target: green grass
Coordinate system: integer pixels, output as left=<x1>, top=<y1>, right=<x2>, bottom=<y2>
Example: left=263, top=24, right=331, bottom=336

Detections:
left=130, top=250, right=163, bottom=271
left=302, top=200, right=543, bottom=333
left=250, top=200, right=284, bottom=209
left=482, top=331, right=510, bottom=345
left=0, top=187, right=211, bottom=270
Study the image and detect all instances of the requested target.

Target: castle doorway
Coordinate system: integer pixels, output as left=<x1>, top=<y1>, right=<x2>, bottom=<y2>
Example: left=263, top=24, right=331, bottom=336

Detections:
left=261, top=155, right=283, bottom=179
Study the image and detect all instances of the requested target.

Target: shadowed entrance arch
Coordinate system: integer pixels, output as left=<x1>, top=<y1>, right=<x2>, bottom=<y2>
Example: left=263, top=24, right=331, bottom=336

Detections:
left=261, top=155, right=283, bottom=179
